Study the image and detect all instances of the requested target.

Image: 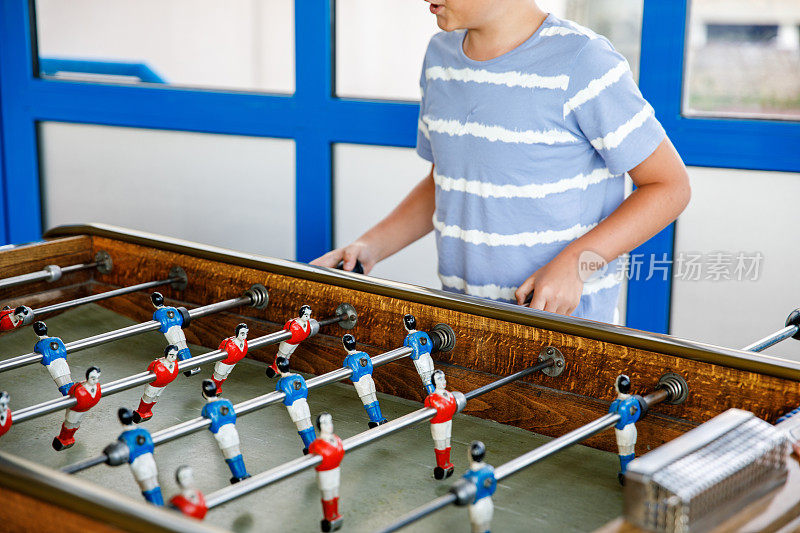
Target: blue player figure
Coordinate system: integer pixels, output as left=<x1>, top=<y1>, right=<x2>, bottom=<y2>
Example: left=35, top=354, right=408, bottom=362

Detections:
left=402, top=314, right=436, bottom=394
left=274, top=357, right=316, bottom=454
left=113, top=407, right=164, bottom=505
left=341, top=334, right=388, bottom=428
left=608, top=374, right=643, bottom=485
left=32, top=321, right=73, bottom=396
left=200, top=379, right=250, bottom=484
left=461, top=441, right=497, bottom=533
left=151, top=292, right=198, bottom=376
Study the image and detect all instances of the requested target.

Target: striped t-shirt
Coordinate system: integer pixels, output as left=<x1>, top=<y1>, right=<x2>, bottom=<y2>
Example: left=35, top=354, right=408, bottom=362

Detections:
left=416, top=14, right=666, bottom=323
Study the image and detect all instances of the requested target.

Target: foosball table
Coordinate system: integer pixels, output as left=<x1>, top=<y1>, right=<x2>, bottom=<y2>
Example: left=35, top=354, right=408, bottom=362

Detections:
left=1, top=224, right=800, bottom=533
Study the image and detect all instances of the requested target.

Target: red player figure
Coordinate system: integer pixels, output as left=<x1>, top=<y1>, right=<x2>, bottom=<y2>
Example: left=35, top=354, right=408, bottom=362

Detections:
left=0, top=391, right=11, bottom=437
left=424, top=370, right=460, bottom=479
left=53, top=366, right=102, bottom=451
left=211, top=323, right=249, bottom=394
left=169, top=465, right=208, bottom=520
left=133, top=345, right=180, bottom=423
left=266, top=306, right=315, bottom=378
left=0, top=305, right=32, bottom=331
left=308, top=413, right=345, bottom=532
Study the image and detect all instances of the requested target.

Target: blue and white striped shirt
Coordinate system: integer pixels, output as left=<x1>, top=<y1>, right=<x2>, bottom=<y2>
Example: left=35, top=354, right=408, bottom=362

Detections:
left=416, top=14, right=665, bottom=323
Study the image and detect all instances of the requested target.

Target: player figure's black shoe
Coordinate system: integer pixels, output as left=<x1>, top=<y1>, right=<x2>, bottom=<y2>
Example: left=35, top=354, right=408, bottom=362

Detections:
left=303, top=447, right=310, bottom=455
left=183, top=367, right=201, bottom=377
left=618, top=472, right=626, bottom=486
left=433, top=465, right=455, bottom=480
left=367, top=418, right=389, bottom=429
left=52, top=437, right=73, bottom=451
left=265, top=364, right=278, bottom=378
left=321, top=517, right=344, bottom=532
left=230, top=473, right=251, bottom=484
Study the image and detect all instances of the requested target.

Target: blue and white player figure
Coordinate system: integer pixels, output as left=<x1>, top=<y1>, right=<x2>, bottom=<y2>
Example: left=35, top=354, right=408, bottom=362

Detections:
left=32, top=321, right=73, bottom=396
left=200, top=379, right=250, bottom=484
left=151, top=292, right=198, bottom=376
left=402, top=314, right=436, bottom=394
left=608, top=374, right=643, bottom=484
left=341, top=334, right=388, bottom=428
left=274, top=357, right=316, bottom=454
left=115, top=407, right=164, bottom=505
left=461, top=441, right=497, bottom=533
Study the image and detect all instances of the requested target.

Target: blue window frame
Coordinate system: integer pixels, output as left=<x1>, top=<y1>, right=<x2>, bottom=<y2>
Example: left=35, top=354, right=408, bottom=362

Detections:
left=1, top=0, right=797, bottom=332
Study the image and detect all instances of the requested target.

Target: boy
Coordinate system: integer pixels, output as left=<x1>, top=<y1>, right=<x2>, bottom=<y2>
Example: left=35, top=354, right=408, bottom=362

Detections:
left=312, top=0, right=690, bottom=323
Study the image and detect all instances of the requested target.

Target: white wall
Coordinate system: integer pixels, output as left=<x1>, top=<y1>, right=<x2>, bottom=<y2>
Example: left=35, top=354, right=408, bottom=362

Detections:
left=40, top=123, right=297, bottom=260
left=333, top=144, right=439, bottom=288
left=671, top=167, right=800, bottom=361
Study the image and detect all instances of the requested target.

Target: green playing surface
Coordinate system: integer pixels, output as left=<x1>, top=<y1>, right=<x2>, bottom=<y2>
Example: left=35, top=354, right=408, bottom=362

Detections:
left=0, top=304, right=622, bottom=532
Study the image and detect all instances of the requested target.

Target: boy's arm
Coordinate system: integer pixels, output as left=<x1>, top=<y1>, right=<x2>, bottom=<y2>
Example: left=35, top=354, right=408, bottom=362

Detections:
left=310, top=165, right=436, bottom=273
left=515, top=138, right=691, bottom=315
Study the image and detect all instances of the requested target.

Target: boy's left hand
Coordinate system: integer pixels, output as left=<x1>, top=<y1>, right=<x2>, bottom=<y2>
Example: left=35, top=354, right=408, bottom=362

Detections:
left=515, top=250, right=584, bottom=316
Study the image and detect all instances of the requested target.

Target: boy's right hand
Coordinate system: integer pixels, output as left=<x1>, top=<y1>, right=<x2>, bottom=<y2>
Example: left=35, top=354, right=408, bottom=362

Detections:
left=309, top=241, right=378, bottom=274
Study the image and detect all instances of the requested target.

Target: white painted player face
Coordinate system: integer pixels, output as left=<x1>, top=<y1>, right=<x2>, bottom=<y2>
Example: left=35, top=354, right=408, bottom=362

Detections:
left=0, top=394, right=8, bottom=411
left=176, top=466, right=194, bottom=488
left=237, top=327, right=248, bottom=340
left=87, top=370, right=101, bottom=385
left=300, top=308, right=311, bottom=321
left=166, top=348, right=178, bottom=362
left=319, top=414, right=334, bottom=435
left=433, top=371, right=447, bottom=391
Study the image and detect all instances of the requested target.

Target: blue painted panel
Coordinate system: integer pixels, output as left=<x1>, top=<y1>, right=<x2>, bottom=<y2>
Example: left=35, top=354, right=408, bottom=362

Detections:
left=0, top=1, right=41, bottom=244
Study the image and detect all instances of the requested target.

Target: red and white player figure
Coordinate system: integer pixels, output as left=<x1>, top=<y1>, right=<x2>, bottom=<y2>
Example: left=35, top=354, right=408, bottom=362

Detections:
left=308, top=413, right=345, bottom=532
left=0, top=305, right=32, bottom=331
left=0, top=391, right=11, bottom=437
left=210, top=323, right=249, bottom=394
left=132, top=345, right=180, bottom=423
left=266, top=305, right=316, bottom=378
left=53, top=366, right=102, bottom=451
left=424, top=370, right=463, bottom=479
left=169, top=465, right=208, bottom=520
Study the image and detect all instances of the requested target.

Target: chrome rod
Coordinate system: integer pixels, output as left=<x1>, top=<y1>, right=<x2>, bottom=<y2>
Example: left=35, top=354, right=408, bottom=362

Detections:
left=379, top=382, right=682, bottom=532
left=742, top=325, right=798, bottom=353
left=493, top=413, right=620, bottom=480
left=33, top=277, right=175, bottom=316
left=205, top=362, right=544, bottom=509
left=13, top=326, right=299, bottom=425
left=61, top=345, right=413, bottom=472
left=463, top=358, right=553, bottom=401
left=378, top=494, right=458, bottom=533
left=0, top=261, right=98, bottom=290
left=0, top=295, right=251, bottom=373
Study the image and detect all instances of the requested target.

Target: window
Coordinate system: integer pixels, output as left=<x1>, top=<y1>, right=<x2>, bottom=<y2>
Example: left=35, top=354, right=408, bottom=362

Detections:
left=684, top=0, right=800, bottom=119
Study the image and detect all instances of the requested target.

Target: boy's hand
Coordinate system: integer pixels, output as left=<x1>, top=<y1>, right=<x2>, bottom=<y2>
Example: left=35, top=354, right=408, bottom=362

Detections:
left=309, top=241, right=378, bottom=274
left=515, top=250, right=584, bottom=316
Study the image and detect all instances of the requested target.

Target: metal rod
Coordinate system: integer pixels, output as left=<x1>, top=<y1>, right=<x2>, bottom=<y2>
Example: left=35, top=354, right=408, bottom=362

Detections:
left=0, top=295, right=251, bottom=373
left=33, top=277, right=175, bottom=316
left=742, top=325, right=798, bottom=353
left=0, top=261, right=97, bottom=290
left=379, top=384, right=679, bottom=532
left=61, top=345, right=414, bottom=473
left=12, top=325, right=299, bottom=425
left=379, top=494, right=458, bottom=533
left=205, top=362, right=545, bottom=509
left=463, top=358, right=552, bottom=401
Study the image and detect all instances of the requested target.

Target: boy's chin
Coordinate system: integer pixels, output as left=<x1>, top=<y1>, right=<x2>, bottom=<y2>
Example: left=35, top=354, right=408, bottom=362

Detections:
left=436, top=18, right=461, bottom=32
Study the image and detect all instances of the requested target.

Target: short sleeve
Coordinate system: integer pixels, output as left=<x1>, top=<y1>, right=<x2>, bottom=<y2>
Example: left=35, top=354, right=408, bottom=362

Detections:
left=564, top=38, right=665, bottom=175
left=415, top=48, right=434, bottom=163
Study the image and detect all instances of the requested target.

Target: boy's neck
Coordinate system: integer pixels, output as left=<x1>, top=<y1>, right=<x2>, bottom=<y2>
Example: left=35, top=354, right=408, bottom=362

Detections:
left=463, top=3, right=548, bottom=61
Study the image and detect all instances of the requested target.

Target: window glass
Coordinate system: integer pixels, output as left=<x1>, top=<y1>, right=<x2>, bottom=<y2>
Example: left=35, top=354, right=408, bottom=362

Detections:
left=334, top=144, right=439, bottom=288
left=335, top=0, right=644, bottom=101
left=40, top=123, right=296, bottom=260
left=34, top=0, right=295, bottom=94
left=684, top=0, right=800, bottom=119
